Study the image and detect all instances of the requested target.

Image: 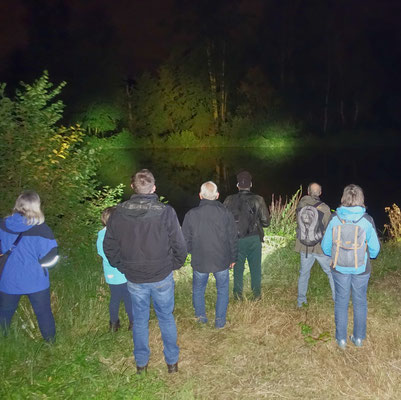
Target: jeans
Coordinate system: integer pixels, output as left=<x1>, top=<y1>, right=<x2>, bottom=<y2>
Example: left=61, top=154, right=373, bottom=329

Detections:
left=0, top=288, right=55, bottom=341
left=234, top=235, right=262, bottom=299
left=192, top=269, right=229, bottom=328
left=332, top=272, right=370, bottom=342
left=297, top=252, right=336, bottom=307
left=127, top=272, right=179, bottom=367
left=108, top=283, right=133, bottom=323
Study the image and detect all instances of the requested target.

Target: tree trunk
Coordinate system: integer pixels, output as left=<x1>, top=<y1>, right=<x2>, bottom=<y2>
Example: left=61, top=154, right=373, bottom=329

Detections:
left=207, top=41, right=219, bottom=134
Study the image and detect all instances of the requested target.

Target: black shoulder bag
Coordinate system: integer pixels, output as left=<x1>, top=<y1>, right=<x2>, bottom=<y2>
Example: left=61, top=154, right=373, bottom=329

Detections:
left=0, top=233, right=24, bottom=280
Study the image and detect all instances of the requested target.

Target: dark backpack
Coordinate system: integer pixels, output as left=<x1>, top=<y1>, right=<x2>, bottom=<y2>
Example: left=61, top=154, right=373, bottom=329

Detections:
left=331, top=213, right=368, bottom=269
left=296, top=201, right=325, bottom=247
left=229, top=194, right=258, bottom=239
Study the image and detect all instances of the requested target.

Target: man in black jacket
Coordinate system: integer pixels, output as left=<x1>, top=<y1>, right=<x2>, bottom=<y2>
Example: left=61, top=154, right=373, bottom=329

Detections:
left=182, top=181, right=237, bottom=328
left=103, top=169, right=187, bottom=374
left=224, top=171, right=270, bottom=300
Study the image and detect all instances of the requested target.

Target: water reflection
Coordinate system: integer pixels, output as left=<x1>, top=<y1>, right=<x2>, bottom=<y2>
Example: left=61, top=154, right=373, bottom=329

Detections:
left=98, top=146, right=401, bottom=231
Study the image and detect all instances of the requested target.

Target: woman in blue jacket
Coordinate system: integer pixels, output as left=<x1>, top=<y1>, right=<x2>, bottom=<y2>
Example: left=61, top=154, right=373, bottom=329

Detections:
left=0, top=191, right=58, bottom=342
left=321, top=184, right=380, bottom=349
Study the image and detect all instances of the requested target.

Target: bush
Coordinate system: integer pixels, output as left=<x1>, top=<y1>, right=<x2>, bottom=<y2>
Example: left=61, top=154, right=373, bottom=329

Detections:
left=384, top=204, right=401, bottom=241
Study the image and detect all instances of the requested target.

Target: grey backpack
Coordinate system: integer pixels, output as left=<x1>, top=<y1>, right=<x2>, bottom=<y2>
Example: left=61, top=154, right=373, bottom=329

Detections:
left=296, top=201, right=324, bottom=247
left=331, top=213, right=367, bottom=269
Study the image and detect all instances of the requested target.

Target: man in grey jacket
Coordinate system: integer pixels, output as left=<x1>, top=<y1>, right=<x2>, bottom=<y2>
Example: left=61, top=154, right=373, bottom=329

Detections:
left=295, top=182, right=335, bottom=307
left=182, top=181, right=238, bottom=328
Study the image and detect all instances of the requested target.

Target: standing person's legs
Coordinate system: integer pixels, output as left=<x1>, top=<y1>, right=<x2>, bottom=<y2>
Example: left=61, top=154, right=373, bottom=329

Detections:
left=0, top=291, right=21, bottom=333
left=192, top=270, right=209, bottom=323
left=351, top=273, right=370, bottom=341
left=315, top=253, right=336, bottom=302
left=108, top=284, right=122, bottom=327
left=127, top=281, right=151, bottom=368
left=332, top=272, right=352, bottom=343
left=213, top=269, right=229, bottom=328
left=247, top=236, right=262, bottom=299
left=233, top=238, right=246, bottom=300
left=297, top=253, right=316, bottom=307
left=121, top=283, right=133, bottom=326
left=151, top=273, right=179, bottom=367
left=28, top=288, right=56, bottom=342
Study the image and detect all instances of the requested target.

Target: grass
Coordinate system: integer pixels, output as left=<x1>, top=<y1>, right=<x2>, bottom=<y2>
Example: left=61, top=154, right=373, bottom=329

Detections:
left=1, top=236, right=401, bottom=399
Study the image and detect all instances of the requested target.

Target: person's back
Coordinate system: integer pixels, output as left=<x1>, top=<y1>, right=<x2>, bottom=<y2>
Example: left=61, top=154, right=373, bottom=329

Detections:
left=103, top=169, right=187, bottom=375
left=182, top=181, right=237, bottom=328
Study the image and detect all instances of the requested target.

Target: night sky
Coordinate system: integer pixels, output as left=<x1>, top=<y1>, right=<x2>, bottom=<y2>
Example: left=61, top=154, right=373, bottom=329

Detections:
left=0, top=0, right=400, bottom=131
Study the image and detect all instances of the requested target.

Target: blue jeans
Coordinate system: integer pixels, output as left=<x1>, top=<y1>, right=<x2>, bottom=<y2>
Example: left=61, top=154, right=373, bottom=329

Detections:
left=193, top=269, right=229, bottom=328
left=108, top=283, right=133, bottom=323
left=127, top=272, right=179, bottom=367
left=332, top=272, right=370, bottom=342
left=0, top=288, right=55, bottom=341
left=297, top=252, right=336, bottom=307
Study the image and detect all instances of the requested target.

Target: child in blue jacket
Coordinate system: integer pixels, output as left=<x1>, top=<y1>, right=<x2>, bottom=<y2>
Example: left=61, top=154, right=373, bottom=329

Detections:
left=97, top=207, right=133, bottom=331
left=321, top=184, right=380, bottom=349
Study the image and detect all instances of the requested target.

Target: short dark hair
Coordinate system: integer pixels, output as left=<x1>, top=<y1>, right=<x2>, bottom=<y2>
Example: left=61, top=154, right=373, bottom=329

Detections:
left=101, top=206, right=116, bottom=226
left=131, top=169, right=155, bottom=194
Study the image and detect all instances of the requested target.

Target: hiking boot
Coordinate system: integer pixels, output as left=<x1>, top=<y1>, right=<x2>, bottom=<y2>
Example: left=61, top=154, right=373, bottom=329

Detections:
left=336, top=339, right=347, bottom=350
left=109, top=319, right=120, bottom=332
left=136, top=364, right=148, bottom=375
left=167, top=362, right=178, bottom=373
left=128, top=321, right=133, bottom=331
left=350, top=335, right=363, bottom=347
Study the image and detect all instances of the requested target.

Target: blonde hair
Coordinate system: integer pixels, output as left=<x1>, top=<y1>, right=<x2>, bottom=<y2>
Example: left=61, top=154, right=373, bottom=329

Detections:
left=101, top=206, right=116, bottom=226
left=13, top=191, right=45, bottom=225
left=200, top=181, right=218, bottom=200
left=341, top=184, right=365, bottom=207
left=131, top=169, right=155, bottom=194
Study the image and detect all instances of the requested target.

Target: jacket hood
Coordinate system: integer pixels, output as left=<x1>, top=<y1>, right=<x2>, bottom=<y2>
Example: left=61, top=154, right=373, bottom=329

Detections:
left=117, top=193, right=165, bottom=218
left=299, top=195, right=321, bottom=207
left=3, top=213, right=35, bottom=233
left=336, top=206, right=366, bottom=221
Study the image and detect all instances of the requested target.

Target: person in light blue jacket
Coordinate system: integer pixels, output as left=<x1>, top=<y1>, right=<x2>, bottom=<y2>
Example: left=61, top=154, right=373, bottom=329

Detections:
left=321, top=184, right=380, bottom=349
left=97, top=207, right=133, bottom=331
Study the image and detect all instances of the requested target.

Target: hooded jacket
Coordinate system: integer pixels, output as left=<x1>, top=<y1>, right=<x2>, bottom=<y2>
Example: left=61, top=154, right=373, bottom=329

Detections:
left=182, top=199, right=238, bottom=273
left=294, top=195, right=331, bottom=254
left=103, top=193, right=187, bottom=284
left=0, top=213, right=58, bottom=294
left=321, top=206, right=380, bottom=275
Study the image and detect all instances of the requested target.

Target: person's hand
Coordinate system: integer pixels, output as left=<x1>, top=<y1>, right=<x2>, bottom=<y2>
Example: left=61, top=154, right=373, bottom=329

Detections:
left=229, top=262, right=235, bottom=269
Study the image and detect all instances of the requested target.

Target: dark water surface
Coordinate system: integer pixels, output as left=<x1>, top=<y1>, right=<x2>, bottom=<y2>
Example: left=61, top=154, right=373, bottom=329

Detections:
left=98, top=145, right=401, bottom=233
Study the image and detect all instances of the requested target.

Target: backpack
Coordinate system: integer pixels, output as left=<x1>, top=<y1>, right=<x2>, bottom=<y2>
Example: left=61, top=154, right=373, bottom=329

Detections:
left=296, top=201, right=325, bottom=247
left=331, top=213, right=368, bottom=269
left=229, top=194, right=258, bottom=239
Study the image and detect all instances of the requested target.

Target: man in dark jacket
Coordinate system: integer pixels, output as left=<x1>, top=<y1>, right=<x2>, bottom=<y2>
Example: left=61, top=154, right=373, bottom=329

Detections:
left=223, top=171, right=270, bottom=300
left=103, top=169, right=187, bottom=374
left=295, top=182, right=335, bottom=307
left=182, top=181, right=238, bottom=329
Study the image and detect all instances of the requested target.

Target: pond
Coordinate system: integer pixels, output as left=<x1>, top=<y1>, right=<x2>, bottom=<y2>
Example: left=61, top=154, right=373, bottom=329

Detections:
left=98, top=145, right=401, bottom=233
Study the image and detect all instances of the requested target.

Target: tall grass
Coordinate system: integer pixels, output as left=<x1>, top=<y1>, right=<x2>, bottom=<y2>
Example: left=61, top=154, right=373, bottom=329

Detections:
left=384, top=203, right=401, bottom=241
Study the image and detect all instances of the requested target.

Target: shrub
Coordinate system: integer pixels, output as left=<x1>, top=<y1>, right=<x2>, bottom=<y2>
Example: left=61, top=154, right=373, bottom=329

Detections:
left=384, top=204, right=401, bottom=241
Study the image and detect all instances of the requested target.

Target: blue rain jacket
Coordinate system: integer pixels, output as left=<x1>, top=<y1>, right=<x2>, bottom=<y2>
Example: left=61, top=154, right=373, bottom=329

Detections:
left=321, top=206, right=380, bottom=274
left=0, top=213, right=58, bottom=294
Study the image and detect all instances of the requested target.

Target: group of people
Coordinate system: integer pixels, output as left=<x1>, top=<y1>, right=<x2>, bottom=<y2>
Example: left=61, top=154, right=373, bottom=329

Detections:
left=0, top=169, right=380, bottom=375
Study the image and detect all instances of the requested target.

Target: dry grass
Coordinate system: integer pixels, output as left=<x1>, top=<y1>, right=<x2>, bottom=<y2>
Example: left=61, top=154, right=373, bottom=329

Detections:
left=385, top=204, right=401, bottom=241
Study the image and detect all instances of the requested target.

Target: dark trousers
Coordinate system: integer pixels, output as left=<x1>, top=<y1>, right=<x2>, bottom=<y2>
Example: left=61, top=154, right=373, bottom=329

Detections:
left=234, top=235, right=262, bottom=299
left=0, top=288, right=55, bottom=341
left=109, top=283, right=133, bottom=323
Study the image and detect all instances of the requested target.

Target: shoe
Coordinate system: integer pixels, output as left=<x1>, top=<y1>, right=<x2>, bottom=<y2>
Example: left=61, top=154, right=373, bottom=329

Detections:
left=336, top=339, right=347, bottom=350
left=167, top=362, right=178, bottom=373
left=128, top=321, right=133, bottom=331
left=136, top=364, right=148, bottom=374
left=350, top=335, right=363, bottom=347
left=109, top=319, right=120, bottom=332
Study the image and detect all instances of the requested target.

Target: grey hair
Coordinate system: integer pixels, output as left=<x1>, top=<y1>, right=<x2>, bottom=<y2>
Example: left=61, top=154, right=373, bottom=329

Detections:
left=307, top=182, right=322, bottom=197
left=341, top=184, right=365, bottom=207
left=132, top=169, right=155, bottom=194
left=200, top=181, right=218, bottom=200
left=13, top=191, right=45, bottom=225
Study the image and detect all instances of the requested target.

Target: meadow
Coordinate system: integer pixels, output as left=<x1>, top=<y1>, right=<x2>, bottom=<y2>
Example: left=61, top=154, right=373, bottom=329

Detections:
left=1, top=233, right=401, bottom=399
